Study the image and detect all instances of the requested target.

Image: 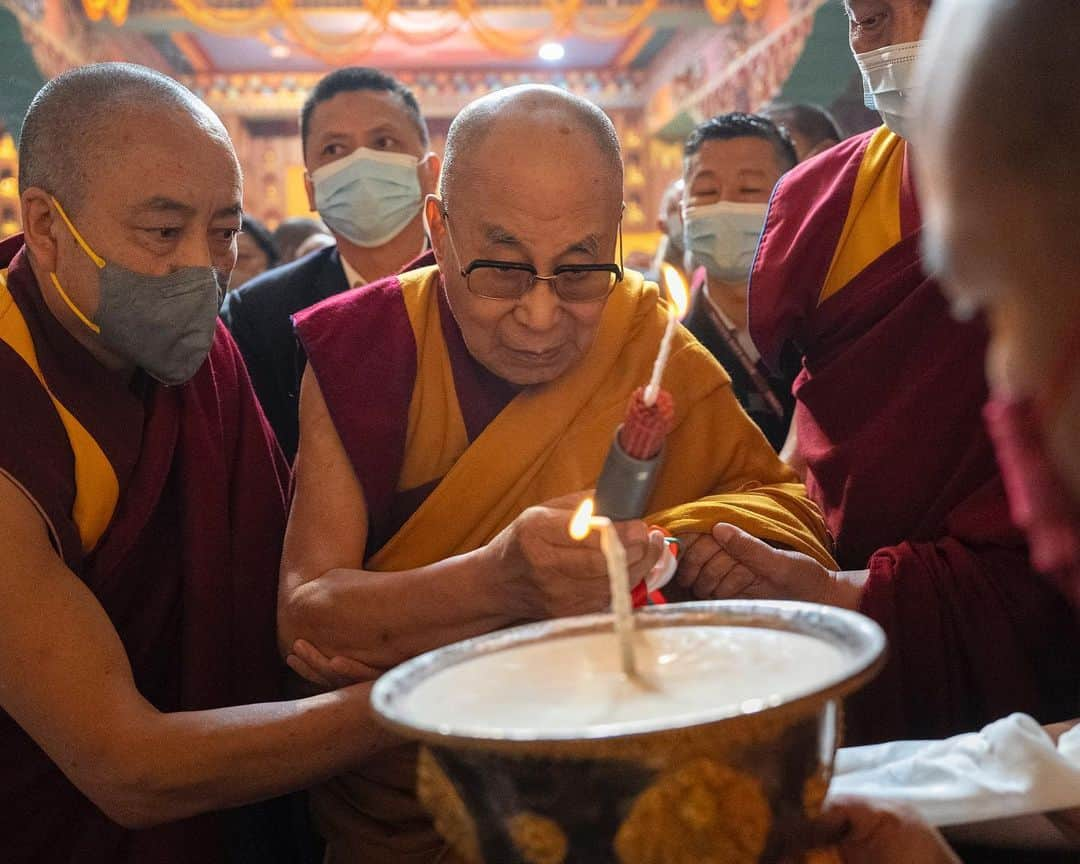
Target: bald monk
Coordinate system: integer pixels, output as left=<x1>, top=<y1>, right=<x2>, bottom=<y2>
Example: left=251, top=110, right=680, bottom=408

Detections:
left=0, top=64, right=391, bottom=863
left=818, top=1, right=1080, bottom=858
left=280, top=85, right=833, bottom=862
left=676, top=0, right=1080, bottom=744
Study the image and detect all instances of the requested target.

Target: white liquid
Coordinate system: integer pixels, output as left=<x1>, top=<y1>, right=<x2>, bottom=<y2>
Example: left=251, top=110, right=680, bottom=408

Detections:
left=402, top=626, right=849, bottom=737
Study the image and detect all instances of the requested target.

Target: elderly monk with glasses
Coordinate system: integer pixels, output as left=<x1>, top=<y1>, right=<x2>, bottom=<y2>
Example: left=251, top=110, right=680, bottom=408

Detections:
left=279, top=84, right=833, bottom=864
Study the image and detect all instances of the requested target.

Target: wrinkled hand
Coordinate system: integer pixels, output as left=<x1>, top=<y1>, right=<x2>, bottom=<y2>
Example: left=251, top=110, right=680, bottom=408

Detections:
left=489, top=491, right=666, bottom=620
left=286, top=639, right=384, bottom=690
left=675, top=524, right=864, bottom=609
left=809, top=799, right=960, bottom=864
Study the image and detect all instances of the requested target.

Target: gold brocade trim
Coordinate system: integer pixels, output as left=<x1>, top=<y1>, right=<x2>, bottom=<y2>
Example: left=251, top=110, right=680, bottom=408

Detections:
left=615, top=758, right=771, bottom=864
left=417, top=748, right=483, bottom=864
left=506, top=812, right=569, bottom=864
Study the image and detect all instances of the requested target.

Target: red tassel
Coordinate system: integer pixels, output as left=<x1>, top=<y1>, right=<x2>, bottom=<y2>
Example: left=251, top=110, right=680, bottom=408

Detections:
left=618, top=387, right=675, bottom=460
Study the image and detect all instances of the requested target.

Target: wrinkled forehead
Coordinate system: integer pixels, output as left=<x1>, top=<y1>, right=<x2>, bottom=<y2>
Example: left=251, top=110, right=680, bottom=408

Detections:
left=86, top=105, right=240, bottom=212
left=451, top=128, right=621, bottom=224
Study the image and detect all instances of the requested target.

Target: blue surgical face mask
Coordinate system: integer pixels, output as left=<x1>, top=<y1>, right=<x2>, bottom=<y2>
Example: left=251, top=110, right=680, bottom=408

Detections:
left=683, top=201, right=768, bottom=283
left=855, top=41, right=924, bottom=140
left=312, top=147, right=424, bottom=248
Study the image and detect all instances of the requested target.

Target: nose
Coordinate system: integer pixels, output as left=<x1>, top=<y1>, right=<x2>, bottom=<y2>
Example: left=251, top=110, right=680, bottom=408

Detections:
left=514, top=277, right=563, bottom=332
left=173, top=229, right=214, bottom=273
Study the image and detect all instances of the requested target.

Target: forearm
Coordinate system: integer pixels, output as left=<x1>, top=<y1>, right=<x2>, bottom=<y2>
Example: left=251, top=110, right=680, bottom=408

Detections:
left=281, top=545, right=525, bottom=668
left=105, top=684, right=385, bottom=828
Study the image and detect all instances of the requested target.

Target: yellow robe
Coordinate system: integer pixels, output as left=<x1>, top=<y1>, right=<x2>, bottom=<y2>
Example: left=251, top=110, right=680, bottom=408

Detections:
left=302, top=265, right=834, bottom=863
left=373, top=265, right=833, bottom=571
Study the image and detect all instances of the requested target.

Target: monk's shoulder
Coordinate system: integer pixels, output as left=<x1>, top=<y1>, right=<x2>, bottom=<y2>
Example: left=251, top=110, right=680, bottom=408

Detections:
left=668, top=325, right=734, bottom=398
left=767, top=129, right=876, bottom=220
left=294, top=268, right=425, bottom=342
left=0, top=338, right=80, bottom=565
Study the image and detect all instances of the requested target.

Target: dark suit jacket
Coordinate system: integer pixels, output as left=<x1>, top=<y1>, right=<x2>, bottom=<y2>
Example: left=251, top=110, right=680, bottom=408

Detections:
left=221, top=246, right=349, bottom=461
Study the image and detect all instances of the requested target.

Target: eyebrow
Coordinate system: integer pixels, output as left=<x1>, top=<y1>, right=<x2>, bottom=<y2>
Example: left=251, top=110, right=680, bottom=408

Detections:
left=215, top=203, right=243, bottom=220
left=481, top=225, right=600, bottom=259
left=129, top=198, right=241, bottom=221
left=131, top=197, right=197, bottom=217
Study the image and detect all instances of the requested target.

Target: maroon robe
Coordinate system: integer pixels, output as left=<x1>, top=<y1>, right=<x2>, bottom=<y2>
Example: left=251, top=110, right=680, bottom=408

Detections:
left=749, top=132, right=1079, bottom=743
left=0, top=235, right=290, bottom=862
left=294, top=253, right=517, bottom=562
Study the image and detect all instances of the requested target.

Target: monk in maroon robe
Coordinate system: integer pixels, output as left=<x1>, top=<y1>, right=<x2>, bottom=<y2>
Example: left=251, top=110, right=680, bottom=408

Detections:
left=674, top=0, right=1078, bottom=744
left=0, top=63, right=385, bottom=863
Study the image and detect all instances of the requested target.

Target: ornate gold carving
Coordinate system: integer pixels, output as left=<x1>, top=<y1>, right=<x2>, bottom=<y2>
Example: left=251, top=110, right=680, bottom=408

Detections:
left=614, top=758, right=771, bottom=864
left=506, top=811, right=569, bottom=864
left=416, top=748, right=482, bottom=864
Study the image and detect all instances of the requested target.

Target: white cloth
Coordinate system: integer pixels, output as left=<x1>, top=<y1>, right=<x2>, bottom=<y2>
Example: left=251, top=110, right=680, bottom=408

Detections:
left=828, top=713, right=1080, bottom=827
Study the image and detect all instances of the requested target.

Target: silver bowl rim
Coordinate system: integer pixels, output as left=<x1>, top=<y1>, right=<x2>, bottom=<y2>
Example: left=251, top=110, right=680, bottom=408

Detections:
left=371, top=599, right=887, bottom=745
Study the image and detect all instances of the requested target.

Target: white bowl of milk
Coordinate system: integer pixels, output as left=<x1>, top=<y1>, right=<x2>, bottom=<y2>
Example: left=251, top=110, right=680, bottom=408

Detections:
left=373, top=599, right=886, bottom=864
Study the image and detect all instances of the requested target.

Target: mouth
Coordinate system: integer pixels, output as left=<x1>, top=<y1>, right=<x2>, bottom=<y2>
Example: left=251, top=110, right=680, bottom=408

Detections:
left=505, top=345, right=566, bottom=364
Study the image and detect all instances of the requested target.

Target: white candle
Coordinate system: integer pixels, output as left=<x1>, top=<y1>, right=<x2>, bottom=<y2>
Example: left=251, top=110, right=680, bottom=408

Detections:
left=643, top=306, right=677, bottom=407
left=569, top=499, right=638, bottom=677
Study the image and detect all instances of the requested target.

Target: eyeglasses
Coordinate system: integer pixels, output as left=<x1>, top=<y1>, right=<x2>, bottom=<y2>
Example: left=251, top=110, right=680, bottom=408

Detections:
left=441, top=208, right=624, bottom=304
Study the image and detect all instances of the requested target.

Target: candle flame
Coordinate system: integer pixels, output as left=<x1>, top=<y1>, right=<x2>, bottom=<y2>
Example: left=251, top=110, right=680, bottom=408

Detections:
left=569, top=497, right=595, bottom=540
left=661, top=262, right=689, bottom=320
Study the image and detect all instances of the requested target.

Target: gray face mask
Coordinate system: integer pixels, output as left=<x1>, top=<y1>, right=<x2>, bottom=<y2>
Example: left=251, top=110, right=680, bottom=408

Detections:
left=50, top=197, right=226, bottom=386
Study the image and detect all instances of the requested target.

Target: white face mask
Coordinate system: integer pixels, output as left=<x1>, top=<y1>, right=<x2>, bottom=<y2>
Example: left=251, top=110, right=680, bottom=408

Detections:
left=855, top=40, right=924, bottom=140
left=683, top=201, right=768, bottom=284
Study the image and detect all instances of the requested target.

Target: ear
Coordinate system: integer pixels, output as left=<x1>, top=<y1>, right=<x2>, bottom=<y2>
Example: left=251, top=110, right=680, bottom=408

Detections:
left=20, top=188, right=59, bottom=273
left=419, top=152, right=441, bottom=196
left=424, top=195, right=448, bottom=269
left=304, top=172, right=316, bottom=213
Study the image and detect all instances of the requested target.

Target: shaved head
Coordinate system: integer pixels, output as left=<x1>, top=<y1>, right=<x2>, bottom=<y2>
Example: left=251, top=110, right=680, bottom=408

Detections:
left=917, top=0, right=1080, bottom=501
left=919, top=0, right=1080, bottom=271
left=19, top=63, right=232, bottom=214
left=923, top=0, right=1079, bottom=235
left=439, top=85, right=623, bottom=207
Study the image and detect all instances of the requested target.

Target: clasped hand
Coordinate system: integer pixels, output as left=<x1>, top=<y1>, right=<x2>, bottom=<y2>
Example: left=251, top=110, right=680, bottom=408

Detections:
left=675, top=523, right=864, bottom=609
left=287, top=491, right=667, bottom=690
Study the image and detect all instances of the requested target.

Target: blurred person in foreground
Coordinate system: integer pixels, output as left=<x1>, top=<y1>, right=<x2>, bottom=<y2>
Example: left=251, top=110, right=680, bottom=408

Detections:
left=819, top=0, right=1080, bottom=859
left=675, top=0, right=1079, bottom=745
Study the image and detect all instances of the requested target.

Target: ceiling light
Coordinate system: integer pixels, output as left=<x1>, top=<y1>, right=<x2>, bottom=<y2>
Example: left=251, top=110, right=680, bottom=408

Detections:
left=270, top=44, right=291, bottom=59
left=539, top=42, right=565, bottom=62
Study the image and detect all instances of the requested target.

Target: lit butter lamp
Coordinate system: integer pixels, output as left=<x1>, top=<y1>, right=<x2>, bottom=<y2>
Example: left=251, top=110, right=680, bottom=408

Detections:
left=569, top=497, right=639, bottom=678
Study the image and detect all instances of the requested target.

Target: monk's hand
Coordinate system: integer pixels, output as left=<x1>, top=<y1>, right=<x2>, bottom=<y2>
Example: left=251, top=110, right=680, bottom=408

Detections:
left=675, top=524, right=867, bottom=609
left=805, top=799, right=960, bottom=864
left=286, top=638, right=384, bottom=691
left=491, top=495, right=665, bottom=620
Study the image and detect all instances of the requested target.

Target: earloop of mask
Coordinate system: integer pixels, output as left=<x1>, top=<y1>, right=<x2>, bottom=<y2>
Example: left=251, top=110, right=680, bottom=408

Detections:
left=49, top=197, right=105, bottom=335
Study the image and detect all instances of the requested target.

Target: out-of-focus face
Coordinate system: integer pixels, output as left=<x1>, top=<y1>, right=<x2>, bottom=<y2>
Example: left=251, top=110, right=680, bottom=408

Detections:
left=22, top=104, right=242, bottom=366
left=426, top=118, right=622, bottom=387
left=845, top=0, right=931, bottom=53
left=303, top=89, right=435, bottom=210
left=230, top=231, right=269, bottom=290
left=918, top=11, right=1080, bottom=501
left=683, top=136, right=784, bottom=209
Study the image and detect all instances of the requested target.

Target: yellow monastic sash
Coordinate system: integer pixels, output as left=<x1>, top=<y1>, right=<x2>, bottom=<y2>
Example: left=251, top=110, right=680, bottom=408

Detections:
left=818, top=127, right=907, bottom=306
left=0, top=269, right=118, bottom=553
left=371, top=266, right=834, bottom=571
